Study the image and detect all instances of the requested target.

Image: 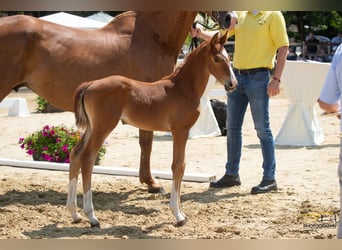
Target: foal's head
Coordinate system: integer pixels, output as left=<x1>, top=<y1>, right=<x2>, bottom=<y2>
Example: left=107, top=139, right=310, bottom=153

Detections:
left=207, top=32, right=237, bottom=92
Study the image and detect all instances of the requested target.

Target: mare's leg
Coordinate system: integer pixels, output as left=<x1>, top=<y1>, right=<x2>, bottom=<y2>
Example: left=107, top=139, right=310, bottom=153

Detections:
left=170, top=129, right=189, bottom=226
left=0, top=86, right=12, bottom=103
left=0, top=56, right=22, bottom=101
left=139, top=129, right=164, bottom=193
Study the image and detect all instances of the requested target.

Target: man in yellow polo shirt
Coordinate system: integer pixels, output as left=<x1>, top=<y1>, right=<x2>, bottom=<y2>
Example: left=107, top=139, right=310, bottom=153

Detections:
left=191, top=11, right=289, bottom=194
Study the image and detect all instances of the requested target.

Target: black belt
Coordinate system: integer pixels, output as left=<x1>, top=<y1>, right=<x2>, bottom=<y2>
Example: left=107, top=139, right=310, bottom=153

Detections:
left=233, top=67, right=269, bottom=75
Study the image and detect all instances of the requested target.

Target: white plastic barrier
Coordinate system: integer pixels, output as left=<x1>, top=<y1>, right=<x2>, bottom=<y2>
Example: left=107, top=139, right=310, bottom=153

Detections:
left=0, top=158, right=216, bottom=182
left=0, top=98, right=30, bottom=117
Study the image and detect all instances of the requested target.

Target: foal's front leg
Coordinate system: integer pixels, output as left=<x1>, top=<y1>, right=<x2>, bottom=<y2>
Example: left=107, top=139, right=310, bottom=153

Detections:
left=170, top=130, right=189, bottom=226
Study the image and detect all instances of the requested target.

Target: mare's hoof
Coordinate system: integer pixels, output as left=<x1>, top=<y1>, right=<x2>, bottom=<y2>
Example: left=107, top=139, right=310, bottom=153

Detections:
left=148, top=186, right=165, bottom=194
left=176, top=218, right=187, bottom=227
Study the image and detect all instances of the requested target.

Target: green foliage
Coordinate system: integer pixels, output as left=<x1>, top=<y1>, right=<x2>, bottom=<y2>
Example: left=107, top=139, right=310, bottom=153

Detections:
left=36, top=96, right=49, bottom=113
left=19, top=125, right=106, bottom=164
left=283, top=11, right=342, bottom=41
left=329, top=11, right=342, bottom=30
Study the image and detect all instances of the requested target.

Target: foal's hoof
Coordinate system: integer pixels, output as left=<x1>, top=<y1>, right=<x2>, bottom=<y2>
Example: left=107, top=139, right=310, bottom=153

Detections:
left=147, top=186, right=165, bottom=194
left=176, top=218, right=187, bottom=227
left=72, top=218, right=82, bottom=224
left=90, top=221, right=100, bottom=228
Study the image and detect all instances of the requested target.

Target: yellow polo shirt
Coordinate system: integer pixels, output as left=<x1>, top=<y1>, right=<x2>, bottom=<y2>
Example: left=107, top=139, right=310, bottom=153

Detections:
left=229, top=11, right=289, bottom=69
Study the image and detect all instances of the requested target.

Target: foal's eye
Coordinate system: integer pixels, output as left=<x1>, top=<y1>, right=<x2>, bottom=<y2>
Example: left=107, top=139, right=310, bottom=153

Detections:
left=213, top=55, right=220, bottom=63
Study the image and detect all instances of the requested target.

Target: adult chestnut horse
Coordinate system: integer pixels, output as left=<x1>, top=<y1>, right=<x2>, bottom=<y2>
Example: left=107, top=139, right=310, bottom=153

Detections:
left=0, top=11, right=233, bottom=193
left=68, top=32, right=236, bottom=227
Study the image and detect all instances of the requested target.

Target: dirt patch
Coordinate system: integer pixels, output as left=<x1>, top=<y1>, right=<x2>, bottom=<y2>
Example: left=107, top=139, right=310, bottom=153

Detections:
left=0, top=89, right=340, bottom=239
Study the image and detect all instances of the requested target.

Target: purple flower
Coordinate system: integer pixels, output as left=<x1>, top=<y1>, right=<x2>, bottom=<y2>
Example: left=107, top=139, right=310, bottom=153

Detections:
left=61, top=145, right=69, bottom=153
left=42, top=154, right=51, bottom=161
left=19, top=124, right=103, bottom=164
left=41, top=153, right=53, bottom=161
left=27, top=149, right=35, bottom=155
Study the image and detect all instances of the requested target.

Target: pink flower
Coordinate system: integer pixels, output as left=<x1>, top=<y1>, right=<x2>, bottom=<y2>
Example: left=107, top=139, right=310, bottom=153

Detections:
left=27, top=149, right=35, bottom=155
left=62, top=145, right=69, bottom=153
left=19, top=125, right=104, bottom=164
left=42, top=154, right=51, bottom=161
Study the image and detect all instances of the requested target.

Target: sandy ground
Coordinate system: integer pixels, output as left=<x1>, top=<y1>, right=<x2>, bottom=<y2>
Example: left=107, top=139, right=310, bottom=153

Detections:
left=0, top=87, right=341, bottom=239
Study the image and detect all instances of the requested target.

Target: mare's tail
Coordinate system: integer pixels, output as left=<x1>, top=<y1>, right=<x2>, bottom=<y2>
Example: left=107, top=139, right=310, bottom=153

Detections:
left=74, top=82, right=93, bottom=130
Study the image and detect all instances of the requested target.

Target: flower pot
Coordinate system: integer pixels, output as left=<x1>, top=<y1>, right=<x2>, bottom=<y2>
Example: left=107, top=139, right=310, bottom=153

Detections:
left=32, top=152, right=101, bottom=165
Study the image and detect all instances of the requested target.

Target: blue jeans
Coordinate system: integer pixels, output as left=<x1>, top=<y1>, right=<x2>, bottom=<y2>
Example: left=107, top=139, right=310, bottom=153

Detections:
left=225, top=70, right=276, bottom=180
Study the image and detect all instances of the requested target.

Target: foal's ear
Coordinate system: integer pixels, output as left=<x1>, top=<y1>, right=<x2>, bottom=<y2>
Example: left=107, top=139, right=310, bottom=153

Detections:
left=220, top=31, right=228, bottom=45
left=210, top=32, right=226, bottom=53
left=210, top=32, right=220, bottom=45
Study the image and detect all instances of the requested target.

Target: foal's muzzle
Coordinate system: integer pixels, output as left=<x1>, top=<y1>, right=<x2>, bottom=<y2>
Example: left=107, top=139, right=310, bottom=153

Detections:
left=224, top=79, right=237, bottom=92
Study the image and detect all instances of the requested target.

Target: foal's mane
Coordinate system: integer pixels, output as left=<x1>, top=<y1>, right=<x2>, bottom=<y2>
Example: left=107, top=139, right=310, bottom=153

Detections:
left=162, top=39, right=210, bottom=80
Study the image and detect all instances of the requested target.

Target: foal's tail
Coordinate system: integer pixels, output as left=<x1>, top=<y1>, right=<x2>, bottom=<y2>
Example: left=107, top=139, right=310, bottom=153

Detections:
left=74, top=82, right=92, bottom=130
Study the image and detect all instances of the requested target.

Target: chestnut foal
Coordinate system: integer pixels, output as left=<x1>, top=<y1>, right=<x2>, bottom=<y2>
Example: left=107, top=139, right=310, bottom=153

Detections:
left=67, top=32, right=236, bottom=227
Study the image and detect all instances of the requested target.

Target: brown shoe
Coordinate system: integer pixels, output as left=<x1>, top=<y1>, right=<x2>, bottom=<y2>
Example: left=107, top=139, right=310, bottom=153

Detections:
left=209, top=174, right=241, bottom=188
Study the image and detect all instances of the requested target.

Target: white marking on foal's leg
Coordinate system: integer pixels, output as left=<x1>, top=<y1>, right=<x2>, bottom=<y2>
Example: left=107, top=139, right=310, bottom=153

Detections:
left=169, top=180, right=186, bottom=225
left=66, top=178, right=82, bottom=223
left=83, top=189, right=99, bottom=227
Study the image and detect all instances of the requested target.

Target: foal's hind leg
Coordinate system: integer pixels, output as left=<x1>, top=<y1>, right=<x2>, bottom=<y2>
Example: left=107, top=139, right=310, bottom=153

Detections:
left=67, top=122, right=115, bottom=227
left=67, top=128, right=100, bottom=227
left=139, top=129, right=164, bottom=193
left=67, top=133, right=89, bottom=224
left=79, top=125, right=115, bottom=228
